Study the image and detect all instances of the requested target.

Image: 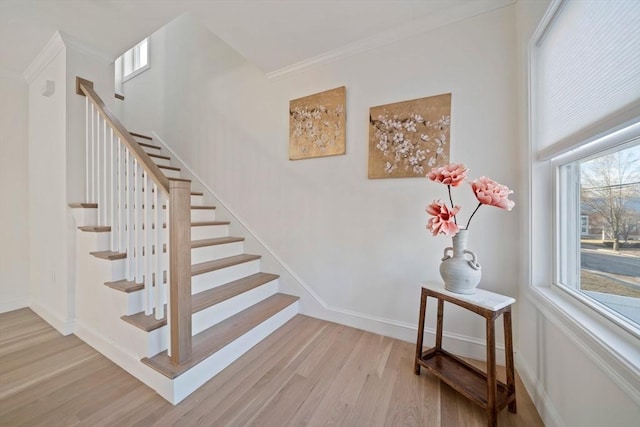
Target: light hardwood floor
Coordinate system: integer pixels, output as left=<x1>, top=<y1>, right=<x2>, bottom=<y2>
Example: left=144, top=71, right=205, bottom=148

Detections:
left=0, top=308, right=544, bottom=426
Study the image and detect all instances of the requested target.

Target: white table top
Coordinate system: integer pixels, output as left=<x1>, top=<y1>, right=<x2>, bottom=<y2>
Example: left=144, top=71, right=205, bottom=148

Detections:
left=421, top=281, right=516, bottom=311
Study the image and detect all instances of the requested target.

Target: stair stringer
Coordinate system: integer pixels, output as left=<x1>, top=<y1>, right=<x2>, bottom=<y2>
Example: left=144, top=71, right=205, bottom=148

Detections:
left=72, top=222, right=169, bottom=359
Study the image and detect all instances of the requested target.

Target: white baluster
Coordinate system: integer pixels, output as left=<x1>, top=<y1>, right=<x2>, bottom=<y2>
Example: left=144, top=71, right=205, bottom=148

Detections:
left=117, top=140, right=124, bottom=253
left=109, top=128, right=115, bottom=250
left=102, top=116, right=107, bottom=227
left=125, top=150, right=133, bottom=281
left=138, top=162, right=145, bottom=285
left=143, top=171, right=151, bottom=315
left=154, top=187, right=164, bottom=320
left=91, top=104, right=96, bottom=203
left=85, top=97, right=89, bottom=202
left=96, top=111, right=101, bottom=224
left=164, top=196, right=170, bottom=354
left=133, top=160, right=139, bottom=283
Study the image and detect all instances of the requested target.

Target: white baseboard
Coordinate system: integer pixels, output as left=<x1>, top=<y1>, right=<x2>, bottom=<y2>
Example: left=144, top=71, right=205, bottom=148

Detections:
left=74, top=321, right=172, bottom=401
left=515, top=352, right=565, bottom=427
left=0, top=297, right=30, bottom=314
left=30, top=303, right=74, bottom=335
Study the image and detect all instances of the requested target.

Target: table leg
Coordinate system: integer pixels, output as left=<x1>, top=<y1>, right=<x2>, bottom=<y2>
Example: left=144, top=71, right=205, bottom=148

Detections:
left=504, top=308, right=517, bottom=413
left=414, top=289, right=428, bottom=375
left=486, top=316, right=497, bottom=427
left=435, top=299, right=444, bottom=350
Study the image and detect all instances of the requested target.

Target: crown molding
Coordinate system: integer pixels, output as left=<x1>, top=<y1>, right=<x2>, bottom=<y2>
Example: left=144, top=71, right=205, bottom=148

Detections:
left=59, top=31, right=114, bottom=65
left=23, top=31, right=66, bottom=84
left=23, top=31, right=114, bottom=84
left=266, top=0, right=515, bottom=80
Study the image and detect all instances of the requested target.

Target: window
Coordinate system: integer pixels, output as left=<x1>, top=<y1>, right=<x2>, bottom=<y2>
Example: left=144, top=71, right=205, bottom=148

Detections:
left=555, top=130, right=640, bottom=332
left=531, top=0, right=640, bottom=336
left=121, top=38, right=149, bottom=82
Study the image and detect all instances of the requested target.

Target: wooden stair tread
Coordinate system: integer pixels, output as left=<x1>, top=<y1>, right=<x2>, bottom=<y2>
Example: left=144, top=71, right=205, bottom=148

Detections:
left=141, top=205, right=213, bottom=210
left=78, top=226, right=111, bottom=232
left=69, top=202, right=98, bottom=208
left=191, top=236, right=244, bottom=248
left=192, top=272, right=279, bottom=313
left=90, top=250, right=126, bottom=260
left=141, top=293, right=299, bottom=378
left=148, top=152, right=171, bottom=160
left=158, top=165, right=180, bottom=171
left=121, top=272, right=280, bottom=331
left=191, top=191, right=204, bottom=196
left=105, top=279, right=144, bottom=293
left=191, top=221, right=230, bottom=227
left=121, top=309, right=165, bottom=332
left=192, top=254, right=261, bottom=277
left=130, top=132, right=152, bottom=140
left=138, top=141, right=161, bottom=150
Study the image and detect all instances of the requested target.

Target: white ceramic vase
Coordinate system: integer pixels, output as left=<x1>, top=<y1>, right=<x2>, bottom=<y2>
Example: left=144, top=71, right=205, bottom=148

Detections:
left=439, top=229, right=482, bottom=294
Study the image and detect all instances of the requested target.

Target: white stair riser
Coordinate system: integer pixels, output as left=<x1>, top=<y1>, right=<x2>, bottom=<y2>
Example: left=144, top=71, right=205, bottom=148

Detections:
left=71, top=207, right=97, bottom=227
left=151, top=157, right=171, bottom=167
left=191, top=209, right=216, bottom=222
left=77, top=230, right=110, bottom=252
left=191, top=260, right=261, bottom=294
left=125, top=283, right=168, bottom=315
left=140, top=145, right=162, bottom=155
left=192, top=280, right=278, bottom=335
left=123, top=323, right=168, bottom=358
left=191, top=224, right=229, bottom=240
left=170, top=301, right=299, bottom=404
left=152, top=279, right=279, bottom=337
left=191, top=241, right=244, bottom=265
left=160, top=168, right=181, bottom=179
left=190, top=195, right=203, bottom=205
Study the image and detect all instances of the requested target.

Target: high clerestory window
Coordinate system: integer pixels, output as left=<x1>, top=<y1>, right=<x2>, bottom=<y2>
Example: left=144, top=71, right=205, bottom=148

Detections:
left=121, top=38, right=149, bottom=82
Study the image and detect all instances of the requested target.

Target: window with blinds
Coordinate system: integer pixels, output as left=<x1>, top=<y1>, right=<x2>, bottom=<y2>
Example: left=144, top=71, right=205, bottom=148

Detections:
left=532, top=0, right=640, bottom=335
left=534, top=0, right=640, bottom=161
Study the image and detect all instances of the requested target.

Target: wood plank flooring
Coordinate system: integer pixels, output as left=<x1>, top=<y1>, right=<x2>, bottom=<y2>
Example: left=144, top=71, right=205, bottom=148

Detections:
left=0, top=308, right=544, bottom=426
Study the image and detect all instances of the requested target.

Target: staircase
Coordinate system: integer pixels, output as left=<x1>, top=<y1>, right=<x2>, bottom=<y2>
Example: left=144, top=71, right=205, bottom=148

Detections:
left=70, top=80, right=299, bottom=404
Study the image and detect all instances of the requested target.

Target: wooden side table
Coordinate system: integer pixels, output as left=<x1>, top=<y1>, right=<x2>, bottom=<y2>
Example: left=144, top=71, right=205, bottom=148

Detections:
left=414, top=281, right=516, bottom=427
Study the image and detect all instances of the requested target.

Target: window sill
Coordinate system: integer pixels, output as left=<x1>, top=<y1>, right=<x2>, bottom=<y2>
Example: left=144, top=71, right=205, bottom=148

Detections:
left=524, top=284, right=640, bottom=404
left=122, top=63, right=150, bottom=83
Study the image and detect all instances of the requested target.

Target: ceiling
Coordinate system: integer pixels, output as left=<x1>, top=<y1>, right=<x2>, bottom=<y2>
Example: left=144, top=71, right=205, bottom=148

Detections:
left=0, top=0, right=512, bottom=77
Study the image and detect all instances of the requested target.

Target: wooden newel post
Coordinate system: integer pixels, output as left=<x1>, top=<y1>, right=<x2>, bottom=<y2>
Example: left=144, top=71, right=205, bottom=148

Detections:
left=169, top=179, right=192, bottom=364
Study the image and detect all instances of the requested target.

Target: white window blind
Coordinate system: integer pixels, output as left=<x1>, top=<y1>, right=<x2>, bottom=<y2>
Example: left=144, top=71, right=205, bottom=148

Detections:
left=534, top=0, right=640, bottom=160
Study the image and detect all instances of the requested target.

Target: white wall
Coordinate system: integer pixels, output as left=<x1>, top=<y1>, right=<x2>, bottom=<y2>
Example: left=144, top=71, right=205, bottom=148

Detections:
left=25, top=32, right=115, bottom=333
left=122, top=8, right=520, bottom=352
left=116, top=4, right=640, bottom=424
left=0, top=68, right=30, bottom=312
left=515, top=1, right=640, bottom=426
left=27, top=44, right=70, bottom=332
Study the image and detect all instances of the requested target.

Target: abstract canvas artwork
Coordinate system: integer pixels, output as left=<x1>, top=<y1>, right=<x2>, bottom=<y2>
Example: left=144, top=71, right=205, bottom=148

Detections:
left=289, top=86, right=346, bottom=160
left=368, top=93, right=452, bottom=179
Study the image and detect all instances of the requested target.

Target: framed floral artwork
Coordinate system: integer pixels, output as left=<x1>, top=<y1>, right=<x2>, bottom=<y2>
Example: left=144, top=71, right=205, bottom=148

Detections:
left=368, top=93, right=452, bottom=178
left=289, top=86, right=346, bottom=160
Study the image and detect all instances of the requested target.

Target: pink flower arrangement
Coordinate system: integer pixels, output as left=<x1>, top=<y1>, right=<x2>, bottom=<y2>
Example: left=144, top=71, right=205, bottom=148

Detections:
left=426, top=163, right=515, bottom=237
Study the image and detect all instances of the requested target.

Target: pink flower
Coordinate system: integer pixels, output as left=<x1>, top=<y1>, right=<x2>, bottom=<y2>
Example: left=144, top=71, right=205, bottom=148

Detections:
left=426, top=200, right=460, bottom=236
left=470, top=176, right=515, bottom=211
left=427, top=163, right=468, bottom=187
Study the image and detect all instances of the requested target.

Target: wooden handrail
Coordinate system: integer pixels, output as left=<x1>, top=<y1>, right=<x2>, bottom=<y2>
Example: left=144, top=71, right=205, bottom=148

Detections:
left=77, top=76, right=192, bottom=365
left=76, top=77, right=170, bottom=196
